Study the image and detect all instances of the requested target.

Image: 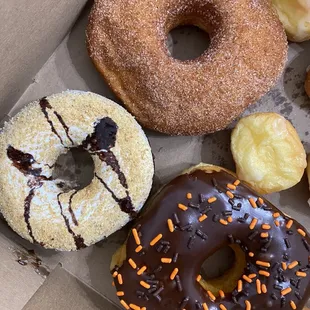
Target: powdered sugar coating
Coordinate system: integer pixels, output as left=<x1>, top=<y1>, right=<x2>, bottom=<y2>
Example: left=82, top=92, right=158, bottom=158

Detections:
left=86, top=0, right=288, bottom=135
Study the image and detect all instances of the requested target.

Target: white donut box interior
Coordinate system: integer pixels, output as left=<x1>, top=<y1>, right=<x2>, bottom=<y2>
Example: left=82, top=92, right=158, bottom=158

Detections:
left=0, top=1, right=309, bottom=309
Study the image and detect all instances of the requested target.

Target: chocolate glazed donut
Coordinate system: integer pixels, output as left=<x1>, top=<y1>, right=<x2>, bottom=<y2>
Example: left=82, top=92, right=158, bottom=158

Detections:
left=111, top=164, right=310, bottom=310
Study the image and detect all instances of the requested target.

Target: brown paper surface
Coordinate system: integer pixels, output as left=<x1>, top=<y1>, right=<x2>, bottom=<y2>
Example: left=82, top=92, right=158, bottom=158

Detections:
left=0, top=1, right=309, bottom=310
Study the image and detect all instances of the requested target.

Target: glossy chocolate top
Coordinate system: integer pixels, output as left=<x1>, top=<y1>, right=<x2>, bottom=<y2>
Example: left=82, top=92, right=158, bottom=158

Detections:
left=112, top=169, right=310, bottom=310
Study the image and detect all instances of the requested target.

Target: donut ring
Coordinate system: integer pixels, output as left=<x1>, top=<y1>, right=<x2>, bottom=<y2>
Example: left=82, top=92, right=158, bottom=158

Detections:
left=0, top=91, right=154, bottom=251
left=86, top=0, right=287, bottom=135
left=111, top=164, right=310, bottom=310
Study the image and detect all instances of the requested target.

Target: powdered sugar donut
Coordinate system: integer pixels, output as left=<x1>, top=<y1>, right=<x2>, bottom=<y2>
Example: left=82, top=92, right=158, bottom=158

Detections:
left=0, top=91, right=154, bottom=251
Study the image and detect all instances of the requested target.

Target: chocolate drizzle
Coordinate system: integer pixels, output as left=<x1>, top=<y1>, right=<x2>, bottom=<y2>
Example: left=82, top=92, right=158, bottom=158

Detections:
left=83, top=117, right=135, bottom=216
left=57, top=193, right=86, bottom=250
left=68, top=191, right=79, bottom=226
left=24, top=188, right=37, bottom=243
left=53, top=111, right=74, bottom=145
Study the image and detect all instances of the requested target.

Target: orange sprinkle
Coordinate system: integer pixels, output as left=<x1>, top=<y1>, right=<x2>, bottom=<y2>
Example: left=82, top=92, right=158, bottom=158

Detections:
left=186, top=192, right=192, bottom=199
left=129, top=303, right=140, bottom=310
left=297, top=229, right=306, bottom=237
left=227, top=216, right=233, bottom=223
left=258, top=197, right=264, bottom=205
left=234, top=180, right=241, bottom=186
left=140, top=281, right=151, bottom=289
left=296, top=271, right=307, bottom=277
left=135, top=245, right=143, bottom=253
left=199, top=214, right=208, bottom=222
left=256, top=279, right=262, bottom=294
left=237, top=280, right=242, bottom=292
left=281, top=287, right=292, bottom=296
left=150, top=234, right=162, bottom=246
left=249, top=198, right=257, bottom=208
left=245, top=300, right=251, bottom=310
left=248, top=274, right=257, bottom=279
left=161, top=258, right=172, bottom=264
left=167, top=219, right=174, bottom=232
left=202, top=303, right=209, bottom=310
left=219, top=219, right=228, bottom=226
left=120, top=300, right=130, bottom=310
left=248, top=252, right=254, bottom=257
left=196, top=274, right=202, bottom=282
left=128, top=258, right=137, bottom=269
left=112, top=281, right=115, bottom=287
left=207, top=290, right=216, bottom=301
left=259, top=270, right=270, bottom=277
left=207, top=197, right=217, bottom=203
left=219, top=290, right=225, bottom=299
left=273, top=212, right=280, bottom=218
left=132, top=228, right=141, bottom=245
left=141, top=308, right=146, bottom=310
left=249, top=218, right=258, bottom=230
left=117, top=291, right=125, bottom=296
left=290, top=300, right=297, bottom=310
left=170, top=268, right=179, bottom=280
left=274, top=220, right=280, bottom=227
left=260, top=232, right=269, bottom=238
left=288, top=261, right=298, bottom=269
left=256, top=260, right=270, bottom=268
left=112, top=271, right=118, bottom=278
left=226, top=191, right=234, bottom=199
left=137, top=266, right=147, bottom=276
left=262, top=224, right=271, bottom=230
left=286, top=220, right=293, bottom=229
left=227, top=183, right=236, bottom=190
left=219, top=304, right=227, bottom=310
left=282, top=262, right=287, bottom=270
left=118, top=274, right=123, bottom=285
left=242, top=275, right=252, bottom=283
left=262, top=284, right=267, bottom=294
left=178, top=203, right=188, bottom=211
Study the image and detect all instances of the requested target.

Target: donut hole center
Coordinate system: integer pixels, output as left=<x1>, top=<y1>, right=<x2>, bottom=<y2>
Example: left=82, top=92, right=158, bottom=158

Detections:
left=167, top=25, right=211, bottom=61
left=199, top=244, right=246, bottom=296
left=53, top=147, right=95, bottom=192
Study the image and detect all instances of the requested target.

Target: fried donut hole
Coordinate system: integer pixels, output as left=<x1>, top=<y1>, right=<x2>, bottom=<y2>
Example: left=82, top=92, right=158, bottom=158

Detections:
left=272, top=0, right=310, bottom=42
left=231, top=113, right=307, bottom=194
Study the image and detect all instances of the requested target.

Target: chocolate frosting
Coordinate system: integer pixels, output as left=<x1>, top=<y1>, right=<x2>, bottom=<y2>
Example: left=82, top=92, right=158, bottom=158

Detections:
left=113, top=170, right=310, bottom=309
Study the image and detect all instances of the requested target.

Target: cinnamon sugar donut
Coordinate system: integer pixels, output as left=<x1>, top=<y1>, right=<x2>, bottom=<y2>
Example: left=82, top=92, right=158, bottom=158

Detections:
left=111, top=164, right=310, bottom=310
left=86, top=0, right=288, bottom=135
left=0, top=91, right=154, bottom=251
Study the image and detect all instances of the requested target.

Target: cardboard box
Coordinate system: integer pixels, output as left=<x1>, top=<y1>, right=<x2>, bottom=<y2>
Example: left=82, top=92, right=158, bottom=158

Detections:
left=0, top=1, right=309, bottom=309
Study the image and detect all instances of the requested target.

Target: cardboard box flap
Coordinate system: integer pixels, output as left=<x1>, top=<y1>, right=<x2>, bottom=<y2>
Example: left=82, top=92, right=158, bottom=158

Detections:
left=0, top=0, right=87, bottom=121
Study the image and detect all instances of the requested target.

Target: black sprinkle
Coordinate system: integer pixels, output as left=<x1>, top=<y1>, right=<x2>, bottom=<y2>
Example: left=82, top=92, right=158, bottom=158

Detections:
left=233, top=205, right=241, bottom=211
left=138, top=251, right=146, bottom=256
left=188, top=203, right=200, bottom=209
left=163, top=245, right=171, bottom=254
left=244, top=213, right=250, bottom=220
left=187, top=236, right=196, bottom=249
left=175, top=275, right=183, bottom=292
left=228, top=199, right=235, bottom=207
left=179, top=297, right=190, bottom=309
left=228, top=234, right=234, bottom=244
left=199, top=194, right=207, bottom=203
left=202, top=206, right=212, bottom=214
left=154, top=265, right=163, bottom=273
left=287, top=230, right=293, bottom=235
left=232, top=296, right=238, bottom=304
left=237, top=203, right=242, bottom=209
left=181, top=224, right=192, bottom=232
left=290, top=279, right=297, bottom=287
left=222, top=210, right=232, bottom=216
left=173, top=213, right=180, bottom=225
left=248, top=231, right=259, bottom=241
left=235, top=239, right=241, bottom=244
left=271, top=293, right=278, bottom=300
left=283, top=253, right=289, bottom=261
left=284, top=238, right=291, bottom=249
left=173, top=253, right=179, bottom=263
left=136, top=224, right=142, bottom=231
left=277, top=267, right=284, bottom=274
left=263, top=206, right=272, bottom=211
left=238, top=217, right=246, bottom=223
left=300, top=267, right=308, bottom=272
left=146, top=280, right=159, bottom=285
left=242, top=290, right=249, bottom=297
left=161, top=240, right=170, bottom=245
left=271, top=262, right=280, bottom=271
left=296, top=279, right=301, bottom=289
left=213, top=214, right=220, bottom=222
left=295, top=291, right=302, bottom=300
left=156, top=245, right=164, bottom=253
left=153, top=286, right=164, bottom=296
left=148, top=287, right=157, bottom=294
left=211, top=178, right=218, bottom=188
left=281, top=297, right=286, bottom=308
left=232, top=289, right=238, bottom=297
left=196, top=230, right=208, bottom=240
left=241, top=244, right=248, bottom=252
left=302, top=239, right=310, bottom=251
left=136, top=290, right=145, bottom=297
left=195, top=302, right=202, bottom=309
left=154, top=295, right=162, bottom=302
left=274, top=284, right=282, bottom=290
left=234, top=194, right=244, bottom=199
left=264, top=238, right=272, bottom=249
left=147, top=274, right=156, bottom=279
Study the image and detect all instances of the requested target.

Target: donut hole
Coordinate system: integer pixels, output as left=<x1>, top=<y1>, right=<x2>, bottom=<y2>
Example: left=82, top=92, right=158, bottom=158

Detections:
left=52, top=147, right=94, bottom=192
left=166, top=25, right=211, bottom=61
left=199, top=244, right=247, bottom=296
